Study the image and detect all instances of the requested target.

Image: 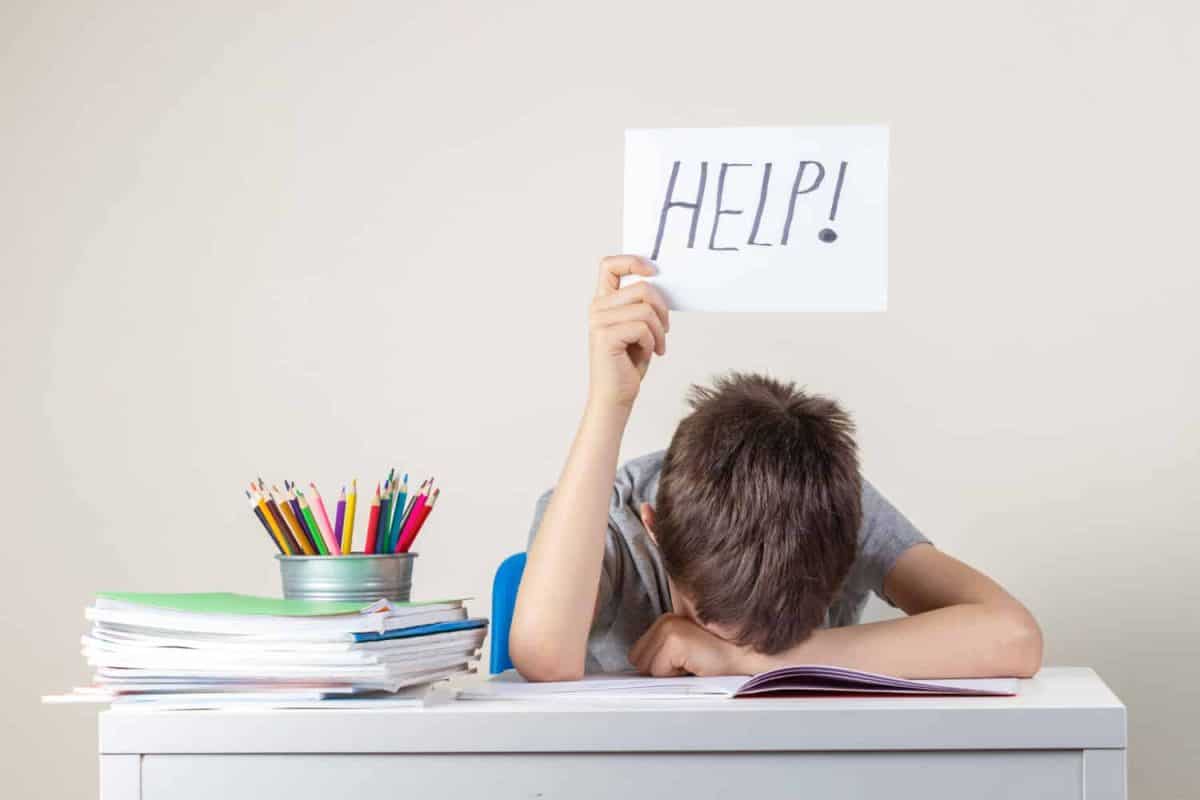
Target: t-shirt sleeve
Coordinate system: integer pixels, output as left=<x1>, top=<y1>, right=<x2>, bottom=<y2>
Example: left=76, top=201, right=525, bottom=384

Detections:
left=855, top=480, right=931, bottom=605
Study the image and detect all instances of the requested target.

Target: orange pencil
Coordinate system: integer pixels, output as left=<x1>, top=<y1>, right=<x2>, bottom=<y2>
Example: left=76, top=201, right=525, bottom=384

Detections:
left=273, top=486, right=316, bottom=555
left=249, top=488, right=291, bottom=554
left=247, top=490, right=285, bottom=553
left=262, top=489, right=302, bottom=555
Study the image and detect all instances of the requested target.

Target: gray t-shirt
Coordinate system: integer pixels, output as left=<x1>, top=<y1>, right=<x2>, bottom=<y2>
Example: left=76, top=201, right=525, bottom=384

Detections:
left=528, top=450, right=930, bottom=673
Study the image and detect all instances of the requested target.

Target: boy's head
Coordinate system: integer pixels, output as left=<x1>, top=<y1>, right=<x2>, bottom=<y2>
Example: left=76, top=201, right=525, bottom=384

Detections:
left=646, top=372, right=861, bottom=654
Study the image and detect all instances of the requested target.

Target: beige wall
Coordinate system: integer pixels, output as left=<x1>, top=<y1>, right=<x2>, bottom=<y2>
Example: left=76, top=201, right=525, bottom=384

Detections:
left=3, top=1, right=1198, bottom=797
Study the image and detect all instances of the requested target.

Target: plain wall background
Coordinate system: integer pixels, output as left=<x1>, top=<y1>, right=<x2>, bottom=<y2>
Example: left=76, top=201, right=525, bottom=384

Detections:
left=3, top=1, right=1198, bottom=797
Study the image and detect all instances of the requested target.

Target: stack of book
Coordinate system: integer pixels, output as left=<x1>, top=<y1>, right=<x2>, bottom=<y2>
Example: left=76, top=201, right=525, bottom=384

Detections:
left=47, top=592, right=487, bottom=709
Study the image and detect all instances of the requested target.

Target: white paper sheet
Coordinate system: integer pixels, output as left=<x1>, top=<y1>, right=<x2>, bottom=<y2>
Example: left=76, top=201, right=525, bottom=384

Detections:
left=623, top=126, right=888, bottom=312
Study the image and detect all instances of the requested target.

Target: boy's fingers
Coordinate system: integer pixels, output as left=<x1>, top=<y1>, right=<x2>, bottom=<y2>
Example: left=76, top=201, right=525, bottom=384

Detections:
left=592, top=281, right=670, bottom=332
left=629, top=616, right=666, bottom=669
left=648, top=644, right=687, bottom=677
left=596, top=255, right=656, bottom=298
left=604, top=321, right=657, bottom=361
left=635, top=636, right=668, bottom=676
left=592, top=305, right=666, bottom=356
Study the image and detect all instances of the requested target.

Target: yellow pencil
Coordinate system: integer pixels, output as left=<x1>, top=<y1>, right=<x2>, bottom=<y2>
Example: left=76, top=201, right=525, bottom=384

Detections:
left=252, top=489, right=292, bottom=555
left=343, top=478, right=357, bottom=554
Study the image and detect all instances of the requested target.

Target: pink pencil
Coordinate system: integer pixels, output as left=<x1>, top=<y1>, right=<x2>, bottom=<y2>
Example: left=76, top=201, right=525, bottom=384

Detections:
left=308, top=483, right=340, bottom=555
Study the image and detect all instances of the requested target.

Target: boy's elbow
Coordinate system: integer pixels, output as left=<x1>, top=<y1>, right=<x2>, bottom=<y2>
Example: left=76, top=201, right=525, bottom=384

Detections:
left=998, top=606, right=1043, bottom=678
left=508, top=624, right=586, bottom=682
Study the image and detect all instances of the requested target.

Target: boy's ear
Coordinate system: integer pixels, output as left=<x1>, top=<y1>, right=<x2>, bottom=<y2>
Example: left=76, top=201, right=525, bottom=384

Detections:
left=640, top=503, right=657, bottom=543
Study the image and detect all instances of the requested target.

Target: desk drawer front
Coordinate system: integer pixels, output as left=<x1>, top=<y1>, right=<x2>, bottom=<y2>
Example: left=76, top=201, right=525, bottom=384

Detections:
left=141, top=751, right=1084, bottom=800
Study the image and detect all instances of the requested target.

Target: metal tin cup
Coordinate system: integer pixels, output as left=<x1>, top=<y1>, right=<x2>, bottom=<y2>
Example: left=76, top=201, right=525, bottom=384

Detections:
left=276, top=553, right=417, bottom=603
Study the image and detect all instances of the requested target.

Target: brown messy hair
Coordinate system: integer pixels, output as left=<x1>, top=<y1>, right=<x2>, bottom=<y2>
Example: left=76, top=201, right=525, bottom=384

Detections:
left=654, top=372, right=861, bottom=654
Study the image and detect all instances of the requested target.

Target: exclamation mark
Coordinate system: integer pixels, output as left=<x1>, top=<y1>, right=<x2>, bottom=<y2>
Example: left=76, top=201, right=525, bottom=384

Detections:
left=818, top=160, right=848, bottom=243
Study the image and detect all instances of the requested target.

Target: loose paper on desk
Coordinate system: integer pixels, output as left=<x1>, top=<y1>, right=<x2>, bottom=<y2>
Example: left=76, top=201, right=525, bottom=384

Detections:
left=622, top=126, right=888, bottom=312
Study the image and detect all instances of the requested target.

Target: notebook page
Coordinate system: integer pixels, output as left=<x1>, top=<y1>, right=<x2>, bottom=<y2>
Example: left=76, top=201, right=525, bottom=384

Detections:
left=459, top=671, right=747, bottom=699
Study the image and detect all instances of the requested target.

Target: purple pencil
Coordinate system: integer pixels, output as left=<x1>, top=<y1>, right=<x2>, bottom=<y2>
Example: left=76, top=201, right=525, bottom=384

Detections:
left=286, top=483, right=315, bottom=552
left=334, top=486, right=347, bottom=552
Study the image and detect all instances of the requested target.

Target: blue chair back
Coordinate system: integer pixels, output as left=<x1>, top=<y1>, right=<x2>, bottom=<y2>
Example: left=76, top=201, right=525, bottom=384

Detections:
left=489, top=552, right=527, bottom=674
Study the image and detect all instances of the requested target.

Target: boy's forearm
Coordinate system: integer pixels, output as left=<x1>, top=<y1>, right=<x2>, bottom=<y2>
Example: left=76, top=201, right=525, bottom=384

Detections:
left=509, top=401, right=631, bottom=680
left=745, top=603, right=1043, bottom=679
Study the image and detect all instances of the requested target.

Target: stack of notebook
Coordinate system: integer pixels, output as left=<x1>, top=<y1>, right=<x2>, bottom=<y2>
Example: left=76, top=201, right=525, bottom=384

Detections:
left=46, top=592, right=487, bottom=709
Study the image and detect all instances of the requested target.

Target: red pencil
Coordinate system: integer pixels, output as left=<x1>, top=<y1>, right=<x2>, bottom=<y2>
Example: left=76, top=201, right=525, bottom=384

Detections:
left=363, top=483, right=382, bottom=554
left=398, top=487, right=438, bottom=553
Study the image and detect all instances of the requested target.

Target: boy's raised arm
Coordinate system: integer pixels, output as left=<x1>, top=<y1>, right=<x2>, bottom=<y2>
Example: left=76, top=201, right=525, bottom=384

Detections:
left=509, top=256, right=670, bottom=681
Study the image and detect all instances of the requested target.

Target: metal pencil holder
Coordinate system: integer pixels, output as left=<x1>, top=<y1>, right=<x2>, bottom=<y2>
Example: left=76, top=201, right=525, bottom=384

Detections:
left=276, top=553, right=417, bottom=603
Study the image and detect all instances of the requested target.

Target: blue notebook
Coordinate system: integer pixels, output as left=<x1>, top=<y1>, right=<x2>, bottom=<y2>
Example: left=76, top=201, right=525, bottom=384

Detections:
left=352, top=618, right=488, bottom=643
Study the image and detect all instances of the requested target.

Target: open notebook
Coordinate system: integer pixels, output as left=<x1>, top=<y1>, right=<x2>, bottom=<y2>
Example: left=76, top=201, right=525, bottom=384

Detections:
left=461, top=666, right=1020, bottom=700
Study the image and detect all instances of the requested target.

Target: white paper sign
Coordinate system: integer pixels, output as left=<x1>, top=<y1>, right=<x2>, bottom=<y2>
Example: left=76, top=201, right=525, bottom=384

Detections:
left=622, top=126, right=888, bottom=312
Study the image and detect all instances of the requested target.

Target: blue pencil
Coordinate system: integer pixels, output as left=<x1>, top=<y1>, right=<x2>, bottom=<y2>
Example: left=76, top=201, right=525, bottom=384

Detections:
left=386, top=474, right=408, bottom=552
left=376, top=481, right=392, bottom=554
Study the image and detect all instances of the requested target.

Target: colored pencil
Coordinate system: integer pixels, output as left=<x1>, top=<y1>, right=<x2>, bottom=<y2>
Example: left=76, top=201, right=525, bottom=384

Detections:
left=399, top=487, right=438, bottom=553
left=376, top=481, right=393, bottom=555
left=381, top=471, right=393, bottom=538
left=285, top=484, right=317, bottom=553
left=396, top=478, right=428, bottom=533
left=334, top=486, right=346, bottom=551
left=393, top=481, right=429, bottom=553
left=273, top=486, right=316, bottom=555
left=386, top=473, right=408, bottom=553
left=255, top=488, right=294, bottom=555
left=261, top=488, right=301, bottom=555
left=247, top=491, right=285, bottom=553
left=252, top=489, right=292, bottom=555
left=296, top=491, right=329, bottom=555
left=363, top=483, right=382, bottom=554
left=342, top=479, right=357, bottom=554
left=307, top=483, right=339, bottom=556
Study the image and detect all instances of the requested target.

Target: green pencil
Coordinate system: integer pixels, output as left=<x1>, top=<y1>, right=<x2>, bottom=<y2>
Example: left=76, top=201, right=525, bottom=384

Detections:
left=297, top=491, right=329, bottom=555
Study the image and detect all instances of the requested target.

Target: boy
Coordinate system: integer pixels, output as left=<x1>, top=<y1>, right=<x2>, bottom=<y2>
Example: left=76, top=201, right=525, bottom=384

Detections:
left=510, top=256, right=1042, bottom=681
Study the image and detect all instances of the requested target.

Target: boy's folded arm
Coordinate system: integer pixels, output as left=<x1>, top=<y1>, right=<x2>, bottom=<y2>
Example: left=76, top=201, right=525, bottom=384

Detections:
left=511, top=255, right=669, bottom=682
left=751, top=544, right=1044, bottom=679
left=509, top=405, right=630, bottom=681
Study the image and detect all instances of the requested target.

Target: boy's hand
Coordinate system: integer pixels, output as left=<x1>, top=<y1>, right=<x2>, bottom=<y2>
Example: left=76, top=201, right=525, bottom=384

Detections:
left=628, top=614, right=760, bottom=677
left=588, top=256, right=670, bottom=411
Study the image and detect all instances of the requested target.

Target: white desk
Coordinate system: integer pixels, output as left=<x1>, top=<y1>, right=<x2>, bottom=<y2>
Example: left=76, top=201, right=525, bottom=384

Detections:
left=99, top=667, right=1125, bottom=800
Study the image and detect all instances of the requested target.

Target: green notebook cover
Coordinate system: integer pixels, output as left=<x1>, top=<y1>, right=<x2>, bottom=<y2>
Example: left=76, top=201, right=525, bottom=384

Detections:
left=96, top=592, right=461, bottom=617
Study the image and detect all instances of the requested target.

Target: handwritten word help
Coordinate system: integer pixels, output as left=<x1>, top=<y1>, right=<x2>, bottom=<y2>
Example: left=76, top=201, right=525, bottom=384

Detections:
left=651, top=160, right=848, bottom=260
